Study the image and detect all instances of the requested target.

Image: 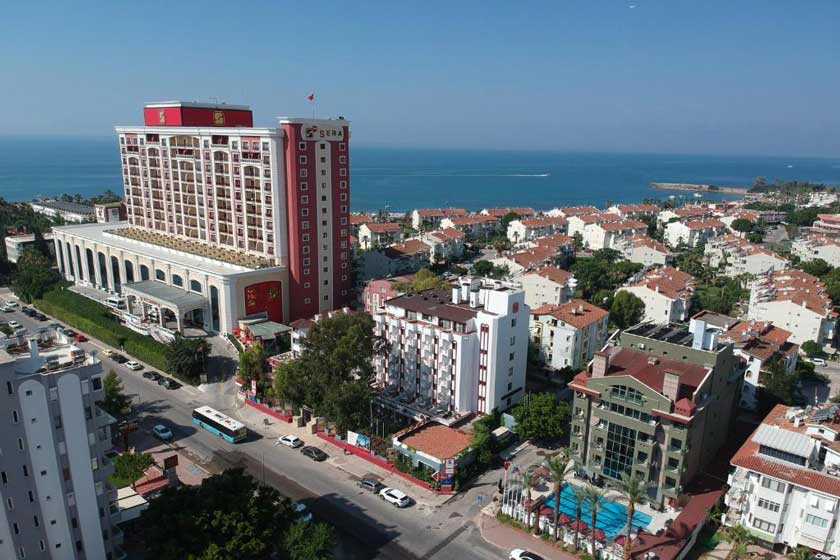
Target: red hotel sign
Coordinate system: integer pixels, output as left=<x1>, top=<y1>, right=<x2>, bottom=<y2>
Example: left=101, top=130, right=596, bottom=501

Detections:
left=244, top=281, right=282, bottom=322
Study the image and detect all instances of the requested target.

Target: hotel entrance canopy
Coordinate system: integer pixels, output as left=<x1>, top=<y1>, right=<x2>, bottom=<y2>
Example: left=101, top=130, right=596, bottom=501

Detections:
left=122, top=280, right=207, bottom=318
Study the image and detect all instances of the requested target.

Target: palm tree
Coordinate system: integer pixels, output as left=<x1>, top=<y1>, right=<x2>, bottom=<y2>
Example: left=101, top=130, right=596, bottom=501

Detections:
left=544, top=451, right=575, bottom=541
left=521, top=470, right=535, bottom=531
left=786, top=547, right=812, bottom=560
left=580, top=485, right=605, bottom=556
left=571, top=485, right=586, bottom=551
left=612, top=473, right=649, bottom=560
left=723, top=525, right=754, bottom=560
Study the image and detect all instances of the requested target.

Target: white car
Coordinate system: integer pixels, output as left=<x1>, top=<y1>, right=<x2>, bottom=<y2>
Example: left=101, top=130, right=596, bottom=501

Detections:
left=8, top=320, right=21, bottom=329
left=510, top=550, right=546, bottom=560
left=125, top=361, right=143, bottom=371
left=294, top=502, right=313, bottom=523
left=276, top=435, right=303, bottom=448
left=810, top=358, right=827, bottom=367
left=152, top=424, right=173, bottom=440
left=4, top=301, right=18, bottom=309
left=379, top=487, right=411, bottom=508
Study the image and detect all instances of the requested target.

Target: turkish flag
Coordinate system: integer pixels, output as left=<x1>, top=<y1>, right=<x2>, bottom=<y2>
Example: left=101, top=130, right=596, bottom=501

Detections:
left=307, top=93, right=315, bottom=101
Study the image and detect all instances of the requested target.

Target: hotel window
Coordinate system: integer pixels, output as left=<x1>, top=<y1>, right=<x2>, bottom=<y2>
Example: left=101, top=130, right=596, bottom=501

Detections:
left=341, top=205, right=348, bottom=213
left=298, top=142, right=306, bottom=150
left=320, top=143, right=326, bottom=149
left=320, top=157, right=326, bottom=163
left=341, top=262, right=348, bottom=269
left=299, top=169, right=308, bottom=178
left=752, top=518, right=776, bottom=533
left=806, top=514, right=829, bottom=528
left=340, top=217, right=347, bottom=225
left=303, top=258, right=310, bottom=266
left=757, top=498, right=780, bottom=513
left=302, top=221, right=310, bottom=229
left=341, top=290, right=348, bottom=296
left=304, top=282, right=311, bottom=288
left=339, top=156, right=346, bottom=164
left=341, top=275, right=347, bottom=281
left=340, top=193, right=347, bottom=201
left=340, top=181, right=347, bottom=189
left=304, top=269, right=310, bottom=275
left=303, top=247, right=310, bottom=255
left=760, top=478, right=785, bottom=492
left=243, top=142, right=249, bottom=150
left=339, top=168, right=347, bottom=177
left=302, top=234, right=310, bottom=242
left=341, top=228, right=348, bottom=236
left=300, top=182, right=308, bottom=191
left=301, top=195, right=309, bottom=204
left=232, top=141, right=238, bottom=150
left=321, top=208, right=327, bottom=214
left=339, top=143, right=346, bottom=151
left=321, top=169, right=326, bottom=176
left=262, top=142, right=269, bottom=151
left=299, top=155, right=307, bottom=164
left=301, top=209, right=309, bottom=217
left=304, top=298, right=311, bottom=304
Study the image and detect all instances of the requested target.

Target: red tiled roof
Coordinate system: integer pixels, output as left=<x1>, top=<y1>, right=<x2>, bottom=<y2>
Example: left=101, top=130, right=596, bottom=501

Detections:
left=683, top=219, right=725, bottom=230
left=627, top=235, right=670, bottom=254
left=534, top=233, right=575, bottom=250
left=576, top=212, right=621, bottom=224
left=384, top=239, right=431, bottom=257
left=510, top=246, right=559, bottom=268
left=754, top=269, right=835, bottom=317
left=627, top=266, right=695, bottom=301
left=397, top=422, right=472, bottom=460
left=350, top=214, right=373, bottom=225
left=558, top=206, right=600, bottom=216
left=817, top=214, right=840, bottom=224
left=438, top=227, right=465, bottom=239
left=484, top=207, right=535, bottom=217
left=289, top=318, right=315, bottom=330
left=596, top=345, right=711, bottom=395
left=362, top=222, right=402, bottom=233
left=616, top=203, right=659, bottom=213
left=530, top=298, right=608, bottom=329
left=673, top=206, right=710, bottom=218
left=519, top=216, right=567, bottom=228
left=600, top=219, right=647, bottom=232
left=416, top=208, right=467, bottom=217
left=528, top=265, right=572, bottom=285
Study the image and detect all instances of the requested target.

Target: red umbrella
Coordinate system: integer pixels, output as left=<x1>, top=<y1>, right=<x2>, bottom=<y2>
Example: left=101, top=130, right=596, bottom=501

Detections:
left=614, top=535, right=627, bottom=546
left=591, top=528, right=607, bottom=541
left=569, top=520, right=588, bottom=531
left=558, top=513, right=573, bottom=525
left=540, top=506, right=554, bottom=517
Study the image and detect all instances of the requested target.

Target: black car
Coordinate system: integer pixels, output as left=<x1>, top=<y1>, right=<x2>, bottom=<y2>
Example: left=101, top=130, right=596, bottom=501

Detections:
left=300, top=446, right=328, bottom=462
left=62, top=329, right=77, bottom=338
left=21, top=307, right=34, bottom=316
left=357, top=478, right=385, bottom=493
left=158, top=378, right=180, bottom=390
left=33, top=313, right=47, bottom=321
left=142, top=370, right=161, bottom=381
left=111, top=354, right=128, bottom=364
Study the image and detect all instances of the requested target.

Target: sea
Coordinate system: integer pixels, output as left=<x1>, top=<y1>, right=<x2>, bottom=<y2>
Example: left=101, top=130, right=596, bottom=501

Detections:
left=1, top=136, right=839, bottom=212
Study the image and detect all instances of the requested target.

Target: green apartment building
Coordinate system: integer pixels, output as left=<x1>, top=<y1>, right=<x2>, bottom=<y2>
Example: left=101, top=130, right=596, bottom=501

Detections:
left=569, top=321, right=743, bottom=506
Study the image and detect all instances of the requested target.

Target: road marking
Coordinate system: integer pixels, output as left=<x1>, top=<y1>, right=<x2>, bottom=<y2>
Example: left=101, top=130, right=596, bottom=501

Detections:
left=419, top=522, right=471, bottom=559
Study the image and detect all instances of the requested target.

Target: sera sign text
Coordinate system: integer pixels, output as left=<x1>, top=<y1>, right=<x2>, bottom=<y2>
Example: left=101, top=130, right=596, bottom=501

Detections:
left=301, top=124, right=345, bottom=141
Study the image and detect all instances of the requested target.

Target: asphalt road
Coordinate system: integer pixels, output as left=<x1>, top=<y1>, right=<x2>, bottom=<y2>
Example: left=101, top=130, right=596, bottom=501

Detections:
left=1, top=289, right=507, bottom=560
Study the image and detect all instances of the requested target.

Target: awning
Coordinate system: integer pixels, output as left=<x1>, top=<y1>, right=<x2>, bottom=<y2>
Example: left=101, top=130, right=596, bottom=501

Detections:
left=246, top=321, right=291, bottom=340
left=122, top=280, right=207, bottom=315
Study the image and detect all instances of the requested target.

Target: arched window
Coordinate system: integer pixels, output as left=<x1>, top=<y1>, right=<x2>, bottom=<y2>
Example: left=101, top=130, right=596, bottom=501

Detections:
left=172, top=274, right=183, bottom=287
left=155, top=269, right=166, bottom=282
left=190, top=280, right=202, bottom=293
left=65, top=242, right=74, bottom=277
left=140, top=265, right=150, bottom=281
left=210, top=285, right=220, bottom=332
left=124, top=260, right=134, bottom=283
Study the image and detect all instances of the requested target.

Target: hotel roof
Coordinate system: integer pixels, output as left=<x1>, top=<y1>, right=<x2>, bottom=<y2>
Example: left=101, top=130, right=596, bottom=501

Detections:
left=625, top=266, right=695, bottom=301
left=614, top=203, right=659, bottom=213
left=384, top=239, right=431, bottom=258
left=415, top=208, right=467, bottom=217
left=519, top=216, right=567, bottom=228
left=396, top=422, right=472, bottom=460
left=753, top=269, right=835, bottom=317
left=682, top=219, right=725, bottom=230
left=386, top=289, right=477, bottom=323
left=627, top=235, right=670, bottom=254
left=362, top=222, right=402, bottom=233
left=530, top=298, right=608, bottom=329
left=557, top=205, right=600, bottom=217
left=600, top=219, right=647, bottom=232
left=673, top=206, right=711, bottom=218
left=524, top=265, right=572, bottom=286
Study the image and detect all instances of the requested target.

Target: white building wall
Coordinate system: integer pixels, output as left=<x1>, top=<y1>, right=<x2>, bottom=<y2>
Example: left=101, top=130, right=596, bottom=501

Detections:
left=618, top=286, right=678, bottom=324
left=748, top=298, right=834, bottom=345
left=518, top=274, right=570, bottom=308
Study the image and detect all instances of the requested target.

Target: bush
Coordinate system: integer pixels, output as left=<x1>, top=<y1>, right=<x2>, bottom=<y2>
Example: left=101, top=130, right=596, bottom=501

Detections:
left=33, top=287, right=172, bottom=376
left=109, top=452, right=154, bottom=488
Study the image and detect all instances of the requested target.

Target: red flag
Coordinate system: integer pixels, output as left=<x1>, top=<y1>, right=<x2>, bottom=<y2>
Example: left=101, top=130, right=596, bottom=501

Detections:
left=306, top=93, right=315, bottom=101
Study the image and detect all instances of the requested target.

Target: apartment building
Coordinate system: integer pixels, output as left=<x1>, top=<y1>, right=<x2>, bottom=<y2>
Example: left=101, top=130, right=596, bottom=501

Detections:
left=357, top=222, right=404, bottom=250
left=517, top=266, right=576, bottom=309
left=792, top=234, right=840, bottom=268
left=372, top=277, right=529, bottom=423
left=356, top=239, right=432, bottom=281
left=585, top=219, right=647, bottom=251
left=506, top=217, right=567, bottom=244
left=569, top=322, right=742, bottom=506
left=748, top=269, right=837, bottom=346
left=814, top=214, right=840, bottom=236
left=363, top=274, right=416, bottom=314
left=657, top=205, right=713, bottom=227
left=607, top=203, right=659, bottom=220
left=439, top=215, right=500, bottom=239
left=566, top=212, right=621, bottom=239
left=410, top=208, right=467, bottom=231
left=492, top=246, right=563, bottom=275
left=725, top=404, right=840, bottom=556
left=664, top=219, right=726, bottom=248
left=54, top=101, right=353, bottom=330
left=530, top=299, right=609, bottom=370
left=94, top=203, right=127, bottom=224
left=719, top=210, right=761, bottom=233
left=419, top=228, right=465, bottom=263
left=0, top=331, right=122, bottom=560
left=616, top=267, right=696, bottom=325
left=704, top=235, right=788, bottom=277
left=547, top=205, right=600, bottom=218
left=481, top=207, right=535, bottom=219
left=618, top=235, right=673, bottom=267
left=29, top=200, right=96, bottom=223
left=690, top=311, right=798, bottom=411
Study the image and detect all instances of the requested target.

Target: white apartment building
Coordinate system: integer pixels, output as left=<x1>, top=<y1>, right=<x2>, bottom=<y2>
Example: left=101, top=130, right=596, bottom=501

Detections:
left=656, top=205, right=713, bottom=227
left=566, top=212, right=621, bottom=239
left=585, top=219, right=647, bottom=250
left=617, top=266, right=696, bottom=324
left=0, top=331, right=122, bottom=560
left=664, top=219, right=726, bottom=248
left=704, top=235, right=788, bottom=277
left=372, top=277, right=529, bottom=423
left=792, top=235, right=840, bottom=268
left=607, top=203, right=660, bottom=219
left=29, top=200, right=96, bottom=223
left=481, top=207, right=535, bottom=219
left=517, top=266, right=576, bottom=309
left=410, top=208, right=467, bottom=231
left=748, top=269, right=837, bottom=346
left=617, top=235, right=672, bottom=267
left=725, top=404, right=840, bottom=556
left=506, top=217, right=567, bottom=244
left=530, top=299, right=609, bottom=370
left=719, top=210, right=761, bottom=233
left=439, top=215, right=500, bottom=238
left=813, top=214, right=840, bottom=236
left=807, top=192, right=840, bottom=208
left=419, top=228, right=465, bottom=263
left=546, top=206, right=600, bottom=218
left=357, top=222, right=404, bottom=250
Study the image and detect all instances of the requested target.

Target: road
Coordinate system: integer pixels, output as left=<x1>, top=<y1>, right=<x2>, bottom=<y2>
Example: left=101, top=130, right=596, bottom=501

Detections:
left=1, top=289, right=508, bottom=560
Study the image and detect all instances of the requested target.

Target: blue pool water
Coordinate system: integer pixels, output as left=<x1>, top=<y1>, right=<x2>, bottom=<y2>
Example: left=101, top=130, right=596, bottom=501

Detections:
left=543, top=483, right=653, bottom=540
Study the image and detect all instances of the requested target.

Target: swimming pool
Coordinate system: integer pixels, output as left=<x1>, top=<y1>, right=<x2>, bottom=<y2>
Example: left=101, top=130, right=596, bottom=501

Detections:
left=542, top=483, right=653, bottom=540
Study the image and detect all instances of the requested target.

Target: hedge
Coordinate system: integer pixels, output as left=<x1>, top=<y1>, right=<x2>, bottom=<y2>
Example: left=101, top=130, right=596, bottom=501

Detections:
left=33, top=287, right=170, bottom=375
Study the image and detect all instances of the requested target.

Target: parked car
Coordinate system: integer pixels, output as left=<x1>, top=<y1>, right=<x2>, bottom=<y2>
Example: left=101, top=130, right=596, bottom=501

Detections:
left=33, top=313, right=47, bottom=321
left=276, top=435, right=303, bottom=448
left=102, top=349, right=116, bottom=358
left=509, top=550, right=545, bottom=560
left=8, top=320, right=20, bottom=329
left=3, top=301, right=18, bottom=309
left=71, top=333, right=88, bottom=343
left=0, top=305, right=12, bottom=312
left=357, top=478, right=385, bottom=494
left=125, top=361, right=143, bottom=371
left=62, top=329, right=77, bottom=338
left=293, top=502, right=313, bottom=523
left=300, top=446, right=328, bottom=462
left=379, top=487, right=411, bottom=508
left=111, top=353, right=127, bottom=364
left=152, top=424, right=173, bottom=441
left=21, top=307, right=34, bottom=316
left=810, top=358, right=827, bottom=367
left=48, top=322, right=62, bottom=329
left=142, top=370, right=161, bottom=381
left=158, top=378, right=180, bottom=390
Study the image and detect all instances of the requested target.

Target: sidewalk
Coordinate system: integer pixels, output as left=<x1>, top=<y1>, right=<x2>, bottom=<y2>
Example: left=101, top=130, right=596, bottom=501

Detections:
left=233, top=397, right=453, bottom=508
left=479, top=507, right=575, bottom=560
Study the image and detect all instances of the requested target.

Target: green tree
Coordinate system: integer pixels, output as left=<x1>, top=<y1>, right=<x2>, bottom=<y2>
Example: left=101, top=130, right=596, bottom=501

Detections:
left=139, top=468, right=315, bottom=560
left=572, top=232, right=583, bottom=249
left=801, top=258, right=832, bottom=278
left=723, top=525, right=754, bottom=560
left=392, top=268, right=449, bottom=294
left=100, top=369, right=131, bottom=417
left=580, top=485, right=604, bottom=556
left=786, top=547, right=813, bottom=560
left=758, top=358, right=797, bottom=413
left=511, top=393, right=569, bottom=442
left=166, top=336, right=211, bottom=383
left=801, top=340, right=823, bottom=357
left=610, top=291, right=645, bottom=329
left=283, top=521, right=336, bottom=560
left=238, top=340, right=266, bottom=383
left=12, top=249, right=58, bottom=303
left=571, top=485, right=586, bottom=551
left=612, top=474, right=649, bottom=560
left=730, top=218, right=754, bottom=235
left=110, top=451, right=154, bottom=488
left=544, top=451, right=574, bottom=540
left=472, top=260, right=494, bottom=277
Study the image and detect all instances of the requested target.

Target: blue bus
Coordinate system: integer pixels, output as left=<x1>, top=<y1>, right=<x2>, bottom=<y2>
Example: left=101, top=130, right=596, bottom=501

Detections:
left=192, top=406, right=247, bottom=443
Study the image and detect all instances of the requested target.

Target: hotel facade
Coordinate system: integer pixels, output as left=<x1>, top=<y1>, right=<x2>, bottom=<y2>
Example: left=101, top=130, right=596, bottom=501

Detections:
left=54, top=101, right=352, bottom=335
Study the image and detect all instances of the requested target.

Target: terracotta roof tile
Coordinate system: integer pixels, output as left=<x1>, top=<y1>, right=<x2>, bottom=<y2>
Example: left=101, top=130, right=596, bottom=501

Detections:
left=530, top=298, right=608, bottom=329
left=397, top=422, right=472, bottom=460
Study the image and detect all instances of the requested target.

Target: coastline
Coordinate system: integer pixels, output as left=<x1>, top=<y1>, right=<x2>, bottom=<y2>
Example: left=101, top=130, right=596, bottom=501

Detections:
left=649, top=182, right=750, bottom=196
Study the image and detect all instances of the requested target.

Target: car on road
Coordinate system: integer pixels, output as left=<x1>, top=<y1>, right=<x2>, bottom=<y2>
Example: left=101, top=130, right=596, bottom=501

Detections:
left=509, top=549, right=545, bottom=560
left=8, top=320, right=20, bottom=329
left=293, top=502, right=313, bottom=523
left=810, top=358, right=827, bottom=367
left=111, top=353, right=127, bottom=364
left=152, top=424, right=173, bottom=441
left=125, top=361, right=143, bottom=371
left=158, top=378, right=180, bottom=390
left=379, top=487, right=411, bottom=508
left=300, top=446, right=328, bottom=462
left=48, top=322, right=62, bottom=329
left=357, top=478, right=385, bottom=494
left=0, top=305, right=11, bottom=312
left=277, top=435, right=303, bottom=448
left=62, top=329, right=77, bottom=338
left=142, top=370, right=161, bottom=381
left=102, top=349, right=116, bottom=358
left=71, top=333, right=88, bottom=343
left=21, top=307, right=34, bottom=316
left=33, top=313, right=47, bottom=321
left=2, top=301, right=17, bottom=309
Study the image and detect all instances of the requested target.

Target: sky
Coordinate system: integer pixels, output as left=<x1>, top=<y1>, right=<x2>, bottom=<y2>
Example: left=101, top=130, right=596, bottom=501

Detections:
left=1, top=1, right=839, bottom=157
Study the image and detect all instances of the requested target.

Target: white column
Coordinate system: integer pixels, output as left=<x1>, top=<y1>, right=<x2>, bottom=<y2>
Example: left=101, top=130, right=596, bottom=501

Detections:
left=80, top=244, right=93, bottom=287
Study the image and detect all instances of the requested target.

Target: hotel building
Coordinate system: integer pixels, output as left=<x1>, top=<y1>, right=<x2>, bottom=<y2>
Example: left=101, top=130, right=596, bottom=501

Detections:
left=0, top=331, right=122, bottom=560
left=54, top=101, right=352, bottom=334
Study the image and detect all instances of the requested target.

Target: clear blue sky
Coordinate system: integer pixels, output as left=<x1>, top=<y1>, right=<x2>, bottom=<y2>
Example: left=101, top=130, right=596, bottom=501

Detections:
left=2, top=1, right=838, bottom=157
